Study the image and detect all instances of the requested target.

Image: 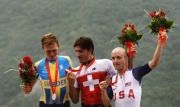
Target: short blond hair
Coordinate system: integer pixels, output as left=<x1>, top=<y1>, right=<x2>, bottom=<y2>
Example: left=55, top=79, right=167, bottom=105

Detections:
left=41, top=33, right=59, bottom=47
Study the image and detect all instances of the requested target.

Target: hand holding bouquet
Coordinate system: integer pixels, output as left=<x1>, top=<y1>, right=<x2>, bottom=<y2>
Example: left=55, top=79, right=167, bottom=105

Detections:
left=18, top=56, right=38, bottom=92
left=145, top=9, right=174, bottom=46
left=117, top=24, right=143, bottom=56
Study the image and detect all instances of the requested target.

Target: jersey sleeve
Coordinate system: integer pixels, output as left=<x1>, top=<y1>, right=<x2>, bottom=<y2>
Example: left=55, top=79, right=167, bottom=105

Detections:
left=61, top=56, right=73, bottom=69
left=102, top=59, right=117, bottom=77
left=106, top=76, right=114, bottom=100
left=132, top=63, right=152, bottom=81
left=34, top=60, right=43, bottom=78
left=107, top=85, right=113, bottom=100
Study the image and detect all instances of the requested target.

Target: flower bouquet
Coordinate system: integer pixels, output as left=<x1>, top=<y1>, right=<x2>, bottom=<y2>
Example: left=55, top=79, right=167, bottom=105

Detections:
left=117, top=24, right=143, bottom=56
left=18, top=56, right=38, bottom=89
left=145, top=9, right=174, bottom=46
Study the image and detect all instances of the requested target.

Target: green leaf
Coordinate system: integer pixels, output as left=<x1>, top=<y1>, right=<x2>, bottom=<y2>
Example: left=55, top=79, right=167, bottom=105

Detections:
left=161, top=18, right=168, bottom=24
left=136, top=34, right=143, bottom=41
left=126, top=30, right=133, bottom=36
left=166, top=20, right=174, bottom=28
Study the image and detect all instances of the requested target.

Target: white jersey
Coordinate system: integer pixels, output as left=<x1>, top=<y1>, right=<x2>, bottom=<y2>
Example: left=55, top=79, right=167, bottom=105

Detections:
left=74, top=59, right=117, bottom=104
left=111, top=69, right=141, bottom=107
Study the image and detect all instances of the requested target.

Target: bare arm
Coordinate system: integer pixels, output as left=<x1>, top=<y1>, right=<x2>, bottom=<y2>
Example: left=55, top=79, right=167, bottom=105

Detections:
left=69, top=86, right=80, bottom=104
left=99, top=81, right=111, bottom=107
left=128, top=56, right=135, bottom=69
left=128, top=44, right=137, bottom=69
left=66, top=69, right=80, bottom=104
left=148, top=33, right=167, bottom=69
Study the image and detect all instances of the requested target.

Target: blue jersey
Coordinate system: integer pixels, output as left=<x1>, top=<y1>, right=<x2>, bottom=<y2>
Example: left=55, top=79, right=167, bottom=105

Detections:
left=35, top=56, right=73, bottom=105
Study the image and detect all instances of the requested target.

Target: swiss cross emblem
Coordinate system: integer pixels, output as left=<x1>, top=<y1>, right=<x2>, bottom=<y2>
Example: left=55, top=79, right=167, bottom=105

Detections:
left=83, top=75, right=99, bottom=91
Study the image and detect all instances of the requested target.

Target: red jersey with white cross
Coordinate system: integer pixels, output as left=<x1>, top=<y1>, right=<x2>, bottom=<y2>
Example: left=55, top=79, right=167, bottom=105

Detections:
left=74, top=59, right=117, bottom=104
left=112, top=69, right=141, bottom=107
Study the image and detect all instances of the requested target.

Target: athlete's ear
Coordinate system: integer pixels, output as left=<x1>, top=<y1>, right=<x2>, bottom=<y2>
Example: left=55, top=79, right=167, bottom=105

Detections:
left=89, top=49, right=93, bottom=54
left=58, top=43, right=60, bottom=49
left=42, top=45, right=44, bottom=51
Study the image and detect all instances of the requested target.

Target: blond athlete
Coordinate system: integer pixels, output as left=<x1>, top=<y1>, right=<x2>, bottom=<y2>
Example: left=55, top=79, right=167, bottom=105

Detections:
left=22, top=33, right=73, bottom=107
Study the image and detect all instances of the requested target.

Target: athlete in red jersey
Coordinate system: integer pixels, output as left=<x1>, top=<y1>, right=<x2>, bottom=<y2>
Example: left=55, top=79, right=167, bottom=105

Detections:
left=67, top=36, right=136, bottom=107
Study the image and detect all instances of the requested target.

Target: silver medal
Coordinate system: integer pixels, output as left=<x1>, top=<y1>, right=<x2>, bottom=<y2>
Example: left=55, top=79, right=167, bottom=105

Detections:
left=52, top=93, right=56, bottom=100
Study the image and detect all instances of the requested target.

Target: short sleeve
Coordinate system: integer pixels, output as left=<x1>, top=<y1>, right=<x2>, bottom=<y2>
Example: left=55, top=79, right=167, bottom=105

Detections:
left=101, top=59, right=117, bottom=77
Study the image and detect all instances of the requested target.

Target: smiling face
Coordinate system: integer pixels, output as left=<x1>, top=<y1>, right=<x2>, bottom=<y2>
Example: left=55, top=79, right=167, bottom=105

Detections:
left=74, top=36, right=94, bottom=64
left=111, top=47, right=128, bottom=72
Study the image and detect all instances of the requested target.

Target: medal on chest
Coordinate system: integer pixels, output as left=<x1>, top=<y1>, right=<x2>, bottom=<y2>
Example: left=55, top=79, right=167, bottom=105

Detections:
left=52, top=93, right=56, bottom=100
left=46, top=56, right=59, bottom=100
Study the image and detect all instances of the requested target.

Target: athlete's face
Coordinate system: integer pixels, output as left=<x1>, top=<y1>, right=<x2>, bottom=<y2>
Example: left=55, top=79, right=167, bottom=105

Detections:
left=75, top=46, right=92, bottom=63
left=111, top=48, right=128, bottom=71
left=43, top=42, right=59, bottom=60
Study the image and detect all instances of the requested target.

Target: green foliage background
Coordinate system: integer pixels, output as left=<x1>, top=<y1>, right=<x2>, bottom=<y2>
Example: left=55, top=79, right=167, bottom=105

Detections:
left=0, top=0, right=179, bottom=107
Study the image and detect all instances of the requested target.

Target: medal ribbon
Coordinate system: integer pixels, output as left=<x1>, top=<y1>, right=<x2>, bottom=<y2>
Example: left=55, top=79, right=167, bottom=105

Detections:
left=125, top=41, right=135, bottom=57
left=158, top=27, right=167, bottom=47
left=70, top=58, right=96, bottom=73
left=110, top=66, right=128, bottom=86
left=46, top=56, right=58, bottom=95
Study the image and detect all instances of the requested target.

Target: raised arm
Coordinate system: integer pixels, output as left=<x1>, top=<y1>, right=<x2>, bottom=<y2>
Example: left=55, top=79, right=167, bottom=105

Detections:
left=128, top=44, right=137, bottom=69
left=148, top=33, right=167, bottom=69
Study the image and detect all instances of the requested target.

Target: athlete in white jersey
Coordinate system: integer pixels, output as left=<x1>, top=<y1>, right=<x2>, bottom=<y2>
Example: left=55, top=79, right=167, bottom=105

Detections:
left=99, top=33, right=168, bottom=107
left=67, top=36, right=136, bottom=107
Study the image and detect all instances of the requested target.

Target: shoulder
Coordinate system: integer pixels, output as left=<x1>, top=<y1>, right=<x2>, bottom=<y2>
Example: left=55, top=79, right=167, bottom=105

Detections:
left=35, top=58, right=45, bottom=67
left=59, top=56, right=73, bottom=67
left=58, top=56, right=72, bottom=62
left=58, top=56, right=70, bottom=60
left=95, top=59, right=113, bottom=69
left=96, top=59, right=112, bottom=64
left=133, top=63, right=151, bottom=72
left=132, top=63, right=152, bottom=81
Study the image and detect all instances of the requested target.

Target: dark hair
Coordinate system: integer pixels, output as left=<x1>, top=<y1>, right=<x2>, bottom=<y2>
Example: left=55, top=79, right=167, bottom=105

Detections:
left=74, top=36, right=94, bottom=54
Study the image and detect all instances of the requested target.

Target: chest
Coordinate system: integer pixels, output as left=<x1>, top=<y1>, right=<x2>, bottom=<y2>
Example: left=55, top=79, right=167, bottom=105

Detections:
left=37, top=63, right=66, bottom=80
left=112, top=72, right=141, bottom=101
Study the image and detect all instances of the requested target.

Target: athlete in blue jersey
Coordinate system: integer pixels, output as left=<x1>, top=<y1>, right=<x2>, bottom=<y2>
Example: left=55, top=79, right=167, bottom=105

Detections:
left=22, top=33, right=73, bottom=107
left=99, top=33, right=168, bottom=107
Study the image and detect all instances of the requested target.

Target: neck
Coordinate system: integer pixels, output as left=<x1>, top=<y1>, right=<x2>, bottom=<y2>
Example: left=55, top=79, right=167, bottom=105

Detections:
left=46, top=56, right=57, bottom=61
left=118, top=72, right=124, bottom=78
left=82, top=57, right=94, bottom=65
left=87, top=55, right=94, bottom=61
left=118, top=66, right=127, bottom=77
